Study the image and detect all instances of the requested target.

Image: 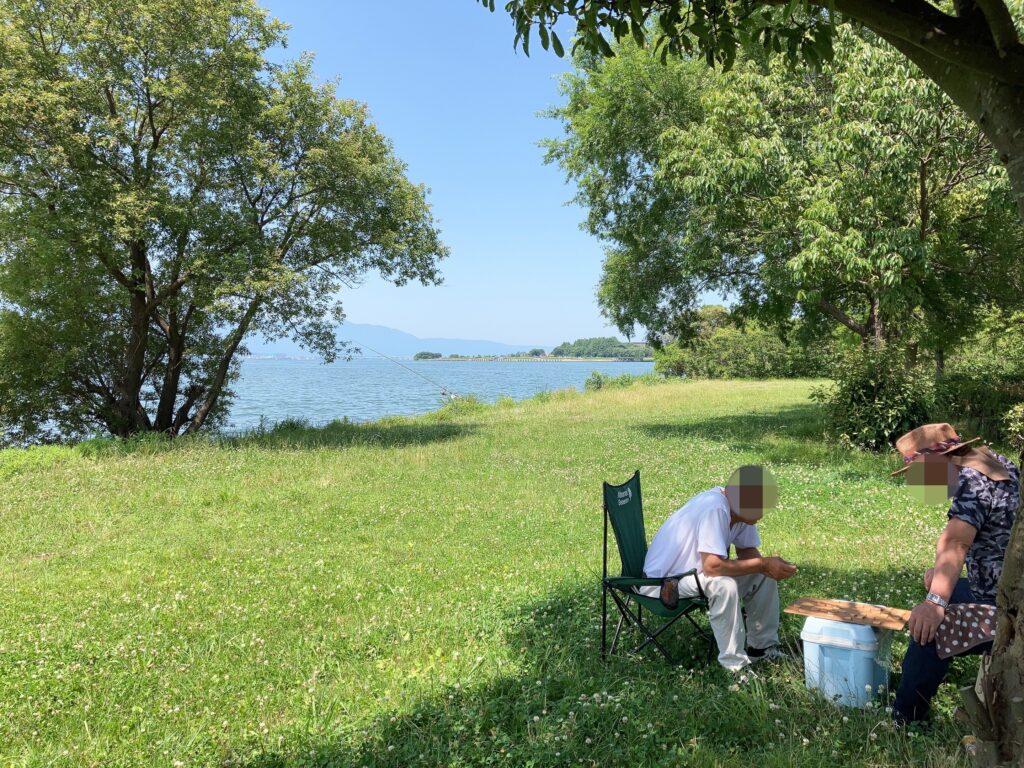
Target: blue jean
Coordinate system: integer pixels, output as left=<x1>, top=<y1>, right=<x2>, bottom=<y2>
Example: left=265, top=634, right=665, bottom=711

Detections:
left=892, top=578, right=994, bottom=723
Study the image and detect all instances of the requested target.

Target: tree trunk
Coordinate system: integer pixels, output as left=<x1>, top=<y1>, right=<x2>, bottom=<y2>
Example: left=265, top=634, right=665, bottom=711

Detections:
left=185, top=299, right=260, bottom=434
left=154, top=311, right=186, bottom=434
left=106, top=241, right=153, bottom=436
left=972, top=469, right=1024, bottom=767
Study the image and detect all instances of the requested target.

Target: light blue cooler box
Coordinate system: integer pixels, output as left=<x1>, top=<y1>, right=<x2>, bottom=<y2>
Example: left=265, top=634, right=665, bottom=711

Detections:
left=800, top=616, right=892, bottom=708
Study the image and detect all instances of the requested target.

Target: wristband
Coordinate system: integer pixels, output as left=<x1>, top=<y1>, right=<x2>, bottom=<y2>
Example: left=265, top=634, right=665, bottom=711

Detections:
left=925, top=592, right=949, bottom=609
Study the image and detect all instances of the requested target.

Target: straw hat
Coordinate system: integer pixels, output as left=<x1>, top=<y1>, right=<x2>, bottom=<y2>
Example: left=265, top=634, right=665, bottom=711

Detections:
left=891, top=423, right=1009, bottom=481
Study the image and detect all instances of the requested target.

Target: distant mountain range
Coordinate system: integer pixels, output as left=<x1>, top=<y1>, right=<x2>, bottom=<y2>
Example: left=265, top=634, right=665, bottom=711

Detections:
left=245, top=322, right=546, bottom=359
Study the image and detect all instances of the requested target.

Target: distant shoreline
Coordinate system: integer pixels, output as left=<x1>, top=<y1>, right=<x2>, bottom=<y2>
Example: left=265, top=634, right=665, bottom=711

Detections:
left=243, top=354, right=654, bottom=363
left=430, top=356, right=654, bottom=363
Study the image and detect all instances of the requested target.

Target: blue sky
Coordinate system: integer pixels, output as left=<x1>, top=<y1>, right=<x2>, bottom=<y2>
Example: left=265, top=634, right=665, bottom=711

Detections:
left=261, top=0, right=622, bottom=347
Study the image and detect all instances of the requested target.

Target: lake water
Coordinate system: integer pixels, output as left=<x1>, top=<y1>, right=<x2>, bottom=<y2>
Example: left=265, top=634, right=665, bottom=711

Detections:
left=227, top=356, right=654, bottom=431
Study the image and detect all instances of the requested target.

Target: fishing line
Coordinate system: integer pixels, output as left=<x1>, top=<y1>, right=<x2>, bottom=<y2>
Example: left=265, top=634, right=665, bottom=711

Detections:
left=347, top=339, right=459, bottom=401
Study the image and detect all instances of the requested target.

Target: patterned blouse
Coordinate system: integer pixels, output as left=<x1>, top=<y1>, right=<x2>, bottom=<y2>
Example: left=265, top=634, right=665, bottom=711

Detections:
left=948, top=451, right=1020, bottom=601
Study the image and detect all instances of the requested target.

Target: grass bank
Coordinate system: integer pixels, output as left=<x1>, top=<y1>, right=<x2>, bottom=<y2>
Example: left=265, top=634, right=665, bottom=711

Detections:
left=1, top=380, right=974, bottom=767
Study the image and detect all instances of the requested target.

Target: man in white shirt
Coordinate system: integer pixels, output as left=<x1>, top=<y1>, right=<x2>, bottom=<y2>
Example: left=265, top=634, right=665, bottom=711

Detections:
left=641, top=467, right=796, bottom=671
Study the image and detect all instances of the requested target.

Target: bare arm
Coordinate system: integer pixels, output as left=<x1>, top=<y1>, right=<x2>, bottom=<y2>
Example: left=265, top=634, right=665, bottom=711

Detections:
left=702, top=551, right=796, bottom=580
left=907, top=518, right=976, bottom=644
left=930, top=518, right=976, bottom=599
left=735, top=546, right=761, bottom=560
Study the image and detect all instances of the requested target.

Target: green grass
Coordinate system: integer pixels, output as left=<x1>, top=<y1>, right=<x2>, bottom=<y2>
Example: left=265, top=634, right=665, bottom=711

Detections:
left=0, top=380, right=976, bottom=767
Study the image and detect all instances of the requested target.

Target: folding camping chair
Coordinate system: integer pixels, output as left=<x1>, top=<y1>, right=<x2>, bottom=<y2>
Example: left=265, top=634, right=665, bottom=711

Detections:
left=601, top=470, right=714, bottom=664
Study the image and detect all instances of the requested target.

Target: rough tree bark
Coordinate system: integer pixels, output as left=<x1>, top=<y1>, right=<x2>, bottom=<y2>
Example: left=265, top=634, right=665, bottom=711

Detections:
left=970, top=473, right=1024, bottom=767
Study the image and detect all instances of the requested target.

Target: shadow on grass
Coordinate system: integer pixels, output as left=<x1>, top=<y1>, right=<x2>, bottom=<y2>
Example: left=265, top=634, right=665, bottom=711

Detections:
left=235, top=565, right=975, bottom=768
left=76, top=418, right=477, bottom=457
left=228, top=417, right=477, bottom=451
left=638, top=403, right=823, bottom=447
left=637, top=404, right=878, bottom=480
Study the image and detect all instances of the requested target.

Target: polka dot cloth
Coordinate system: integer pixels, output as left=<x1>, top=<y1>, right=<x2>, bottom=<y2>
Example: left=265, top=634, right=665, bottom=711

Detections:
left=935, top=603, right=996, bottom=659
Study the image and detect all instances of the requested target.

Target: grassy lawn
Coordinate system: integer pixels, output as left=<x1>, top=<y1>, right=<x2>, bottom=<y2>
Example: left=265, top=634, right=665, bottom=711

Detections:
left=0, top=379, right=977, bottom=767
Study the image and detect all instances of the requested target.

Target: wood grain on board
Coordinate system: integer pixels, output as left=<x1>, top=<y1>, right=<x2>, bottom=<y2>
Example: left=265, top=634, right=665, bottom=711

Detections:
left=784, top=597, right=911, bottom=631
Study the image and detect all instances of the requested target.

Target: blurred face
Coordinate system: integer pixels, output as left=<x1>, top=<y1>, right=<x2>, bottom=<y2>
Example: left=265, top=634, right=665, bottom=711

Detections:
left=905, top=453, right=959, bottom=505
left=724, top=464, right=778, bottom=523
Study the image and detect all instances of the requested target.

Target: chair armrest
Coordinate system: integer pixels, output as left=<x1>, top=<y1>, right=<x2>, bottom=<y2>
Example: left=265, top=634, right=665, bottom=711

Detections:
left=608, top=570, right=706, bottom=598
left=605, top=576, right=662, bottom=588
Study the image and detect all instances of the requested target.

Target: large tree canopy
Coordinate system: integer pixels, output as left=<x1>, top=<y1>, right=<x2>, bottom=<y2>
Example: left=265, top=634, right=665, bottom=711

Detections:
left=546, top=30, right=1024, bottom=358
left=483, top=1, right=1024, bottom=218
left=0, top=0, right=447, bottom=442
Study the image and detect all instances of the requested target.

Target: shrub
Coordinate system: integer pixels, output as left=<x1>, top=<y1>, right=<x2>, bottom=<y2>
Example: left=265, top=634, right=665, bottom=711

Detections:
left=655, top=326, right=792, bottom=379
left=938, top=310, right=1024, bottom=440
left=1005, top=404, right=1024, bottom=454
left=428, top=394, right=485, bottom=421
left=584, top=371, right=660, bottom=391
left=811, top=344, right=934, bottom=451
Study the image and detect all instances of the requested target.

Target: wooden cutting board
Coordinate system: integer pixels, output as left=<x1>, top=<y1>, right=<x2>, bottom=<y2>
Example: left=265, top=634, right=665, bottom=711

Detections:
left=784, top=597, right=911, bottom=631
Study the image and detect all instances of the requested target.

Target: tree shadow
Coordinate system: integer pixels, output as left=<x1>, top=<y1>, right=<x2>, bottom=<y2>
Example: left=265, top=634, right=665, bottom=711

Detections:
left=233, top=564, right=974, bottom=768
left=74, top=418, right=478, bottom=458
left=226, top=417, right=477, bottom=451
left=636, top=405, right=877, bottom=480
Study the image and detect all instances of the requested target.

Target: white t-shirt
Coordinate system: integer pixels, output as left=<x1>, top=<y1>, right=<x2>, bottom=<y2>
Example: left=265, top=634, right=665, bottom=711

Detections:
left=640, top=487, right=761, bottom=595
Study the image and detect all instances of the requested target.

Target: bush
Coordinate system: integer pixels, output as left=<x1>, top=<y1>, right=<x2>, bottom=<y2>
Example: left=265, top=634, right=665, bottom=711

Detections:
left=811, top=344, right=935, bottom=451
left=655, top=326, right=793, bottom=379
left=1005, top=404, right=1024, bottom=454
left=583, top=370, right=660, bottom=391
left=938, top=310, right=1024, bottom=441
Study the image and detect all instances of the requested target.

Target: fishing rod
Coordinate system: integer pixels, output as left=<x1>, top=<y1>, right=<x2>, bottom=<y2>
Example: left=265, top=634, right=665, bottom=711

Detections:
left=348, top=340, right=459, bottom=401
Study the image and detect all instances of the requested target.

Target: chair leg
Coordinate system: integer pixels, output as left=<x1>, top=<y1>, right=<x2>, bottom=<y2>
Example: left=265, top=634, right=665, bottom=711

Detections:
left=601, top=584, right=608, bottom=660
left=607, top=590, right=679, bottom=664
left=682, top=610, right=715, bottom=661
left=610, top=610, right=626, bottom=656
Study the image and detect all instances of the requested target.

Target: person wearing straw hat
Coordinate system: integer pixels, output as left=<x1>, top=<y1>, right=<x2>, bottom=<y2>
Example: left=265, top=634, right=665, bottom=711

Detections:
left=890, top=423, right=1020, bottom=724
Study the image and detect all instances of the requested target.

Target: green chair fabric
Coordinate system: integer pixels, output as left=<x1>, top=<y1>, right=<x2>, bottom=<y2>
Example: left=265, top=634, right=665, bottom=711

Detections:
left=602, top=473, right=647, bottom=578
left=601, top=471, right=714, bottom=664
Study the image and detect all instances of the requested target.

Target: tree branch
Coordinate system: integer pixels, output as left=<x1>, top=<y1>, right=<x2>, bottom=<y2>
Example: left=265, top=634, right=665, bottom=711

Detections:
left=974, top=0, right=1020, bottom=55
left=816, top=296, right=869, bottom=338
left=827, top=0, right=1024, bottom=86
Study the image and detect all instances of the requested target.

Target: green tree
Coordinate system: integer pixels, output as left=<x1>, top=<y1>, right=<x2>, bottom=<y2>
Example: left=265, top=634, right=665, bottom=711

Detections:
left=546, top=31, right=1024, bottom=362
left=550, top=336, right=652, bottom=358
left=482, top=0, right=1024, bottom=220
left=654, top=306, right=825, bottom=379
left=0, top=0, right=447, bottom=442
left=413, top=352, right=443, bottom=360
left=528, top=348, right=546, bottom=356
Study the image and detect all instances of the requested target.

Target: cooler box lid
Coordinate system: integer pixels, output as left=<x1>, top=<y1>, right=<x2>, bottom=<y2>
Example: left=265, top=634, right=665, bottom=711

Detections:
left=800, top=616, right=879, bottom=652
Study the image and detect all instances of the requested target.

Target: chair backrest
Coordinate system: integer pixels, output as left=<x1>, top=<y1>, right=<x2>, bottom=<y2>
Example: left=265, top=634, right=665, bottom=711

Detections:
left=602, top=470, right=648, bottom=578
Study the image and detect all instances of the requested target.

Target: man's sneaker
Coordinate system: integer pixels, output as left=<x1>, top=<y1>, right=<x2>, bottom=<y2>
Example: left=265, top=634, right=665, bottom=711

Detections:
left=747, top=644, right=792, bottom=663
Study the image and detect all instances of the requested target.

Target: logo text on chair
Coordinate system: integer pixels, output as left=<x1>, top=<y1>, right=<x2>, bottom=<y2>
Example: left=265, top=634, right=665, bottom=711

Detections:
left=617, top=488, right=633, bottom=506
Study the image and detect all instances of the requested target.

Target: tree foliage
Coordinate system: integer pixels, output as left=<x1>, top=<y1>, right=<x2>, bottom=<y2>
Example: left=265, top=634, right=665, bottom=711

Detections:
left=550, top=336, right=652, bottom=358
left=545, top=31, right=1024, bottom=357
left=482, top=0, right=1024, bottom=218
left=0, top=0, right=447, bottom=442
left=654, top=306, right=827, bottom=379
left=811, top=343, right=935, bottom=451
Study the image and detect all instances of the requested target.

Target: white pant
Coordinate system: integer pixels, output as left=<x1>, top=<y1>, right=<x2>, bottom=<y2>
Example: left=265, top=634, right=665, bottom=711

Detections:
left=678, top=573, right=781, bottom=671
